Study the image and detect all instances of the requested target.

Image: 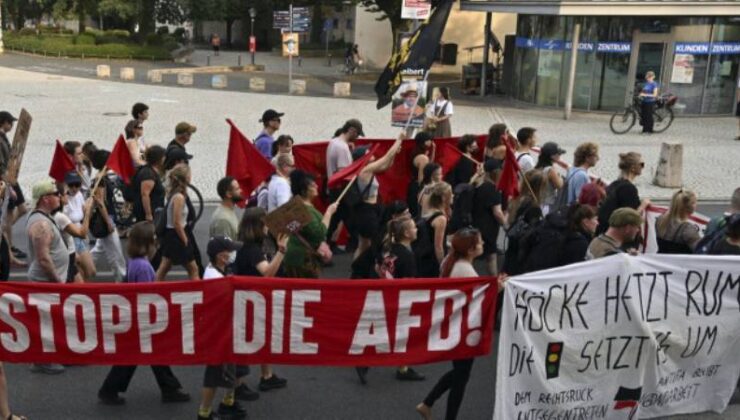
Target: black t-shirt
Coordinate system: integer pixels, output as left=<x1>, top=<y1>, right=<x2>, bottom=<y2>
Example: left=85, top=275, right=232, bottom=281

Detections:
left=597, top=179, right=641, bottom=235
left=445, top=157, right=475, bottom=188
left=234, top=242, right=267, bottom=277
left=709, top=238, right=740, bottom=255
left=378, top=243, right=417, bottom=279
left=472, top=181, right=502, bottom=242
left=133, top=165, right=164, bottom=221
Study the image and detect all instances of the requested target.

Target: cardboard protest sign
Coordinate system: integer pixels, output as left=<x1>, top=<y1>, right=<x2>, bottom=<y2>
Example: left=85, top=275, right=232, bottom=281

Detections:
left=6, top=108, right=32, bottom=185
left=263, top=196, right=313, bottom=236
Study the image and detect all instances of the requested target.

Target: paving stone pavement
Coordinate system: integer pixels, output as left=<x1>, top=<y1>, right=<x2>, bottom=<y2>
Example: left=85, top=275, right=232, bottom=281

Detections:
left=0, top=66, right=737, bottom=202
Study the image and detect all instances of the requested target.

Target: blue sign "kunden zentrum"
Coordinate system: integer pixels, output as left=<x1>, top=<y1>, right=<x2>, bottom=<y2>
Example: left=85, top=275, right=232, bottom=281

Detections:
left=516, top=37, right=740, bottom=55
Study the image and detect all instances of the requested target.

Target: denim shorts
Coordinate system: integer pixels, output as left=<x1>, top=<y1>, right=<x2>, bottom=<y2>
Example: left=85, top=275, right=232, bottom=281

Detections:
left=74, top=237, right=89, bottom=253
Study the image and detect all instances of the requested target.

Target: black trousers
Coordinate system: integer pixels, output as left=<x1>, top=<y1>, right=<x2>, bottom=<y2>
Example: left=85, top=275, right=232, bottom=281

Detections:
left=423, top=358, right=475, bottom=420
left=327, top=188, right=354, bottom=247
left=641, top=101, right=655, bottom=132
left=99, top=365, right=182, bottom=395
left=0, top=235, right=10, bottom=281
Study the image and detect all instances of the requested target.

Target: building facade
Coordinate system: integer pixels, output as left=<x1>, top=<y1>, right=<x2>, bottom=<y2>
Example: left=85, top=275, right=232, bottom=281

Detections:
left=462, top=1, right=740, bottom=115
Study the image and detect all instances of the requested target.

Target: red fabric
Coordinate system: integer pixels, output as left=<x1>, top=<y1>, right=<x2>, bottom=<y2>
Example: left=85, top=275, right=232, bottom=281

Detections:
left=291, top=141, right=330, bottom=210
left=327, top=144, right=380, bottom=189
left=226, top=119, right=274, bottom=205
left=438, top=141, right=464, bottom=177
left=48, top=140, right=76, bottom=184
left=0, top=276, right=497, bottom=366
left=105, top=135, right=136, bottom=184
left=497, top=135, right=520, bottom=199
left=613, top=401, right=638, bottom=410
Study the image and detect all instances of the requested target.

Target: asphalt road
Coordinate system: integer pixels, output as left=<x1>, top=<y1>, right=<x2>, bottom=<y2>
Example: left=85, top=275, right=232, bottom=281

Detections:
left=3, top=203, right=738, bottom=419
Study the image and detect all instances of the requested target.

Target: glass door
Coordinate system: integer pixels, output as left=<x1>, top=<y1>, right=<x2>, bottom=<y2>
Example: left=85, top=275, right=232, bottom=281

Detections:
left=635, top=43, right=666, bottom=84
left=626, top=31, right=671, bottom=106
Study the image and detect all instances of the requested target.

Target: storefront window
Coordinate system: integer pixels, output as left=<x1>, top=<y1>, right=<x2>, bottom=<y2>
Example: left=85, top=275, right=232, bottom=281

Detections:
left=666, top=18, right=713, bottom=113
left=560, top=17, right=601, bottom=109
left=515, top=15, right=540, bottom=102
left=591, top=18, right=633, bottom=110
left=535, top=16, right=567, bottom=106
left=703, top=18, right=740, bottom=114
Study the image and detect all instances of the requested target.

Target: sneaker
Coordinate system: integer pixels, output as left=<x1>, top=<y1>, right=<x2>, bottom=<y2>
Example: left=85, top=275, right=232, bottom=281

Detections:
left=258, top=374, right=287, bottom=391
left=355, top=367, right=369, bottom=385
left=234, top=383, right=260, bottom=401
left=162, top=389, right=191, bottom=403
left=30, top=363, right=65, bottom=375
left=11, top=247, right=27, bottom=259
left=396, top=368, right=425, bottom=381
left=217, top=402, right=247, bottom=417
left=98, top=391, right=126, bottom=405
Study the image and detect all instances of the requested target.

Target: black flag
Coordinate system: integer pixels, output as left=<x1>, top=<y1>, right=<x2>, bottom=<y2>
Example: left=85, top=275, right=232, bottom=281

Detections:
left=374, top=0, right=455, bottom=109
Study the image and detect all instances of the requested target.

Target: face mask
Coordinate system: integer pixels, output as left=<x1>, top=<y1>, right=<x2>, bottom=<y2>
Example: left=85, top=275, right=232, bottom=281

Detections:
left=228, top=251, right=237, bottom=264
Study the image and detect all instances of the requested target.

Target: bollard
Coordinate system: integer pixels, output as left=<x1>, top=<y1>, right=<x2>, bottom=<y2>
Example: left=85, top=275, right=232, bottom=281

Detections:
left=96, top=64, right=111, bottom=78
left=207, top=55, right=211, bottom=66
left=211, top=75, right=228, bottom=89
left=249, top=77, right=266, bottom=92
left=177, top=72, right=194, bottom=86
left=333, top=82, right=351, bottom=97
left=290, top=79, right=306, bottom=95
left=120, top=67, right=135, bottom=81
left=238, top=55, right=242, bottom=66
left=147, top=70, right=162, bottom=83
left=653, top=142, right=683, bottom=188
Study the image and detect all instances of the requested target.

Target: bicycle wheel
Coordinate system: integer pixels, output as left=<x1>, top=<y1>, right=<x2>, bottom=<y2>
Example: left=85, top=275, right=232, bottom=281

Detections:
left=609, top=108, right=636, bottom=134
left=652, top=107, right=674, bottom=133
left=188, top=184, right=205, bottom=225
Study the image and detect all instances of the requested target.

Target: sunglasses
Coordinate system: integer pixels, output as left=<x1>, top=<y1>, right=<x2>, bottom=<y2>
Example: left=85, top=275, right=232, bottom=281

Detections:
left=639, top=162, right=645, bottom=168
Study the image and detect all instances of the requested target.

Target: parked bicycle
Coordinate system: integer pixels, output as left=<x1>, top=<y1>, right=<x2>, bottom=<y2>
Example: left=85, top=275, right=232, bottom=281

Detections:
left=609, top=94, right=678, bottom=134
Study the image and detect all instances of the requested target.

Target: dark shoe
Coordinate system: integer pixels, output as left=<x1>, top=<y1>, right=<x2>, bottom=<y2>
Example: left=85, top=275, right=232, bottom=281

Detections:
left=218, top=402, right=247, bottom=417
left=162, top=389, right=191, bottom=403
left=30, top=363, right=64, bottom=375
left=98, top=391, right=125, bottom=405
left=396, top=367, right=425, bottom=381
left=330, top=243, right=346, bottom=255
left=234, top=383, right=260, bottom=401
left=258, top=374, right=287, bottom=391
left=11, top=247, right=27, bottom=259
left=355, top=367, right=369, bottom=385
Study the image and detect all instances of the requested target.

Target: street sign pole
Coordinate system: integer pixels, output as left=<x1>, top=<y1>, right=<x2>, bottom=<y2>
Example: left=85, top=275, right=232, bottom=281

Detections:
left=288, top=3, right=293, bottom=93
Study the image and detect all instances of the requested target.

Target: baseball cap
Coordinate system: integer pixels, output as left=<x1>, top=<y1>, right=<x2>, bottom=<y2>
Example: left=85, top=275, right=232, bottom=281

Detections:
left=166, top=147, right=193, bottom=164
left=207, top=236, right=243, bottom=260
left=0, top=111, right=17, bottom=124
left=32, top=179, right=58, bottom=203
left=64, top=171, right=82, bottom=185
left=352, top=145, right=370, bottom=161
left=540, top=142, right=566, bottom=158
left=175, top=122, right=197, bottom=135
left=342, top=119, right=365, bottom=137
left=484, top=159, right=503, bottom=173
left=609, top=208, right=643, bottom=228
left=260, top=109, right=284, bottom=123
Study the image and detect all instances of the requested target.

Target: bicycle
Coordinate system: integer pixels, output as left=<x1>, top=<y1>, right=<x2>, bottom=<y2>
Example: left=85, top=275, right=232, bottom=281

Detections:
left=609, top=94, right=678, bottom=135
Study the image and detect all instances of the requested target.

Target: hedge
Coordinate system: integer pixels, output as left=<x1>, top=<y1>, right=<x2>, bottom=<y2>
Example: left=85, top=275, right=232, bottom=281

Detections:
left=3, top=33, right=174, bottom=60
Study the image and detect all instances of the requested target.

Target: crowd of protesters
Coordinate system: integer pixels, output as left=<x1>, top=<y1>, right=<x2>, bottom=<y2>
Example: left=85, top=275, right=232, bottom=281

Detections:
left=0, top=102, right=738, bottom=420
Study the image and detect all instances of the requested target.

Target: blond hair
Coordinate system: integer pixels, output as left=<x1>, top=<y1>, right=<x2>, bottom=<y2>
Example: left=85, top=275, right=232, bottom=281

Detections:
left=618, top=152, right=642, bottom=176
left=657, top=189, right=696, bottom=234
left=167, top=163, right=190, bottom=198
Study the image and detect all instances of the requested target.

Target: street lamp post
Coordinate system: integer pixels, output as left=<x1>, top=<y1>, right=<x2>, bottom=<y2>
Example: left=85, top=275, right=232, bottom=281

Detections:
left=249, top=7, right=257, bottom=65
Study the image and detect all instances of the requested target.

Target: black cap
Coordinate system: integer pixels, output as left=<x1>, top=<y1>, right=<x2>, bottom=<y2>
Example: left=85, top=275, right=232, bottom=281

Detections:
left=342, top=119, right=365, bottom=137
left=166, top=147, right=193, bottom=163
left=64, top=171, right=82, bottom=185
left=207, top=236, right=243, bottom=260
left=540, top=142, right=566, bottom=158
left=352, top=145, right=370, bottom=161
left=0, top=111, right=17, bottom=124
left=260, top=109, right=284, bottom=123
left=484, top=159, right=503, bottom=173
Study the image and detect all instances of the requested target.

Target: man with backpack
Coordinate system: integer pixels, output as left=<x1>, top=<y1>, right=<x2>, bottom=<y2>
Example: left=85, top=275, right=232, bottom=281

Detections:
left=565, top=142, right=600, bottom=205
left=515, top=127, right=537, bottom=173
left=696, top=188, right=740, bottom=254
left=587, top=208, right=642, bottom=259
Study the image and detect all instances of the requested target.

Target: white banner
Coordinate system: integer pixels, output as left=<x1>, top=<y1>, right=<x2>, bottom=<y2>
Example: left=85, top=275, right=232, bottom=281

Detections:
left=494, top=254, right=740, bottom=419
left=401, top=0, right=432, bottom=20
left=642, top=206, right=709, bottom=254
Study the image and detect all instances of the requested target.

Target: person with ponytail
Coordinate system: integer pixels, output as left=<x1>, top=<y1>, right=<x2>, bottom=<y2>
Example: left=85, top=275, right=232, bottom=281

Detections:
left=416, top=228, right=484, bottom=420
left=656, top=189, right=701, bottom=254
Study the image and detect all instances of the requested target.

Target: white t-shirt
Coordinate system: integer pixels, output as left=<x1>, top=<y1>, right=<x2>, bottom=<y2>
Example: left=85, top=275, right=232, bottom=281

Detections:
left=53, top=212, right=75, bottom=254
left=450, top=260, right=478, bottom=278
left=433, top=99, right=454, bottom=116
left=203, top=264, right=224, bottom=280
left=268, top=175, right=292, bottom=212
left=326, top=136, right=352, bottom=178
left=64, top=191, right=85, bottom=224
left=515, top=151, right=536, bottom=173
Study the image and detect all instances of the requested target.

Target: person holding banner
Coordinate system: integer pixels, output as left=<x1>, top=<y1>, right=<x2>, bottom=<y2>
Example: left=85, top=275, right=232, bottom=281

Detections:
left=283, top=170, right=337, bottom=278
left=416, top=227, right=485, bottom=420
left=352, top=134, right=404, bottom=260
left=656, top=189, right=702, bottom=254
left=596, top=152, right=651, bottom=237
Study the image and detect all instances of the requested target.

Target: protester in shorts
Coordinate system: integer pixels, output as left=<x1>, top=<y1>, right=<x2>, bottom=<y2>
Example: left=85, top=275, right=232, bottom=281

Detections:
left=64, top=140, right=90, bottom=193
left=267, top=154, right=295, bottom=212
left=588, top=208, right=643, bottom=259
left=198, top=236, right=250, bottom=420
left=472, top=160, right=506, bottom=275
left=27, top=179, right=68, bottom=374
left=210, top=176, right=242, bottom=239
left=351, top=200, right=409, bottom=279
left=255, top=109, right=284, bottom=160
left=56, top=179, right=92, bottom=282
left=514, top=127, right=537, bottom=173
left=156, top=164, right=200, bottom=280
left=656, top=189, right=702, bottom=254
left=63, top=171, right=95, bottom=280
left=234, top=208, right=291, bottom=392
left=124, top=119, right=146, bottom=167
left=417, top=227, right=485, bottom=420
left=98, top=221, right=190, bottom=405
left=566, top=142, right=599, bottom=205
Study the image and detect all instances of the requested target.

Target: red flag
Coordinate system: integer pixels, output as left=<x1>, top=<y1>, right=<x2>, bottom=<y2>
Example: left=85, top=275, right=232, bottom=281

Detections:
left=48, top=139, right=76, bottom=183
left=437, top=141, right=465, bottom=177
left=497, top=134, right=520, bottom=199
left=327, top=144, right=380, bottom=189
left=106, top=135, right=136, bottom=184
left=226, top=119, right=274, bottom=205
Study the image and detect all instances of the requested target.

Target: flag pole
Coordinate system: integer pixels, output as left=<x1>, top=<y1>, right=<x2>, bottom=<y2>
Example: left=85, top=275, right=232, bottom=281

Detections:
left=91, top=165, right=108, bottom=192
left=335, top=174, right=358, bottom=204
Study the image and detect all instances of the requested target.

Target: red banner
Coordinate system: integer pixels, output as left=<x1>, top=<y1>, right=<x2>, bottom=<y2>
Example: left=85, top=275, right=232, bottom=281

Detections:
left=0, top=276, right=497, bottom=366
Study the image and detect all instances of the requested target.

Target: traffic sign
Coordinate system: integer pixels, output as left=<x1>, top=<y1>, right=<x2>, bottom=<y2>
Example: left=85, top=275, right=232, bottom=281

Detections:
left=273, top=8, right=311, bottom=32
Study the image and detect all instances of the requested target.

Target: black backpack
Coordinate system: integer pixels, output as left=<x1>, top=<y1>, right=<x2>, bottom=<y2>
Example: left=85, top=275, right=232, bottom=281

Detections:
left=694, top=215, right=729, bottom=254
left=503, top=201, right=543, bottom=275
left=343, top=176, right=375, bottom=209
left=520, top=207, right=570, bottom=273
left=448, top=183, right=476, bottom=234
left=412, top=211, right=444, bottom=263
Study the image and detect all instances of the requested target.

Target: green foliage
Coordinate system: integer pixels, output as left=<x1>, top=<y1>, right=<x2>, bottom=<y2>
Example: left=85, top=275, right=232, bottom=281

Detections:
left=172, top=27, right=187, bottom=43
left=18, top=27, right=38, bottom=36
left=74, top=33, right=97, bottom=45
left=97, top=0, right=138, bottom=20
left=157, top=26, right=170, bottom=35
left=4, top=32, right=175, bottom=59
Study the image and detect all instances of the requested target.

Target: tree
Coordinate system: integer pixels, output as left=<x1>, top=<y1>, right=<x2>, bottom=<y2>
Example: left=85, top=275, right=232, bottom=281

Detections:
left=359, top=0, right=408, bottom=54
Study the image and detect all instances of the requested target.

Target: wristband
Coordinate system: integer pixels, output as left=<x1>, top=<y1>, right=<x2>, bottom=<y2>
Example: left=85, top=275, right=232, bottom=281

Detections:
left=277, top=245, right=287, bottom=254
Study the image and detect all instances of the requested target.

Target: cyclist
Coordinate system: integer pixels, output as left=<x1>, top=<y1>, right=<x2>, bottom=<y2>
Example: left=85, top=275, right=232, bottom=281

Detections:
left=638, top=70, right=659, bottom=134
left=345, top=44, right=361, bottom=74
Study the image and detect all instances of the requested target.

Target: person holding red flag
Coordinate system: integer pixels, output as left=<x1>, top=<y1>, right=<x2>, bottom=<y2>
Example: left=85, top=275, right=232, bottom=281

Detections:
left=226, top=119, right=274, bottom=205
